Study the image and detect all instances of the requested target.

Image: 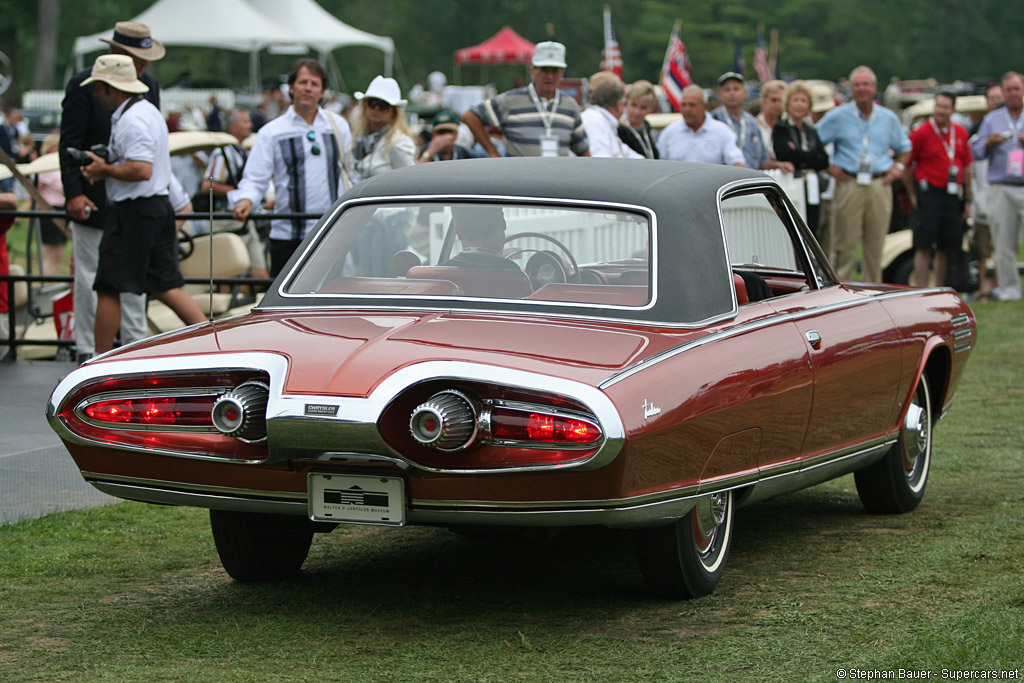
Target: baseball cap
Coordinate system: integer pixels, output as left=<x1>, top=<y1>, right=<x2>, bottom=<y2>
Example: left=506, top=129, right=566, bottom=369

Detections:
left=431, top=109, right=459, bottom=132
left=532, top=42, right=567, bottom=69
left=717, top=72, right=745, bottom=86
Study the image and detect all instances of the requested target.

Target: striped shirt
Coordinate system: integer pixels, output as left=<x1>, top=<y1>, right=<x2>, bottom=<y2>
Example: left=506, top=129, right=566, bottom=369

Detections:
left=228, top=106, right=353, bottom=241
left=470, top=86, right=589, bottom=157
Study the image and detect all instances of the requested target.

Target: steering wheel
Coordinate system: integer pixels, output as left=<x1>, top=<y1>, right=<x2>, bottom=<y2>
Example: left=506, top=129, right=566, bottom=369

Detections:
left=177, top=228, right=195, bottom=261
left=503, top=232, right=580, bottom=284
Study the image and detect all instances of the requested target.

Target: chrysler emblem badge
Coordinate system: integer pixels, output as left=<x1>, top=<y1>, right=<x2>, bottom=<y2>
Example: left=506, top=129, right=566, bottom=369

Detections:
left=304, top=403, right=339, bottom=417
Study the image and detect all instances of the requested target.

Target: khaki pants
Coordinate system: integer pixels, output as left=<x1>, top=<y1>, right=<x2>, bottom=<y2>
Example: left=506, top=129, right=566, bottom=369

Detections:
left=987, top=183, right=1024, bottom=301
left=71, top=222, right=147, bottom=356
left=832, top=178, right=892, bottom=283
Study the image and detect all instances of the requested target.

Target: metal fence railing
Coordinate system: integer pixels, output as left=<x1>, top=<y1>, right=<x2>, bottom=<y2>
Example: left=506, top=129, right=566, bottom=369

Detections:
left=1, top=206, right=321, bottom=361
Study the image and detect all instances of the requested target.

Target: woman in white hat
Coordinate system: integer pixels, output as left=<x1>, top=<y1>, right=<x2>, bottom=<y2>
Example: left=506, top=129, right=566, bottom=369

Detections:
left=350, top=76, right=416, bottom=181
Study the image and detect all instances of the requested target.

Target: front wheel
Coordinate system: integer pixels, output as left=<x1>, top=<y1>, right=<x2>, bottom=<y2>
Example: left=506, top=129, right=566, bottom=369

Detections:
left=209, top=510, right=314, bottom=582
left=855, top=374, right=932, bottom=513
left=634, top=490, right=734, bottom=599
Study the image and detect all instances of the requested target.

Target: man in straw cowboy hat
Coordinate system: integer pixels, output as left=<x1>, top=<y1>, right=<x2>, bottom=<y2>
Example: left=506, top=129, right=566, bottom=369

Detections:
left=60, top=21, right=165, bottom=362
left=78, top=54, right=204, bottom=355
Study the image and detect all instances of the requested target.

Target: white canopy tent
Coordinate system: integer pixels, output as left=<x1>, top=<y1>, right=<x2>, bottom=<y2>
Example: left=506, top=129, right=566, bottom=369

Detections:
left=73, top=0, right=394, bottom=93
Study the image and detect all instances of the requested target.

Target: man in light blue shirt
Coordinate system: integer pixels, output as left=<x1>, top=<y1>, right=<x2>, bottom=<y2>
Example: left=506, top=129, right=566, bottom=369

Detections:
left=710, top=72, right=794, bottom=173
left=970, top=71, right=1024, bottom=301
left=817, top=66, right=911, bottom=282
left=658, top=85, right=745, bottom=166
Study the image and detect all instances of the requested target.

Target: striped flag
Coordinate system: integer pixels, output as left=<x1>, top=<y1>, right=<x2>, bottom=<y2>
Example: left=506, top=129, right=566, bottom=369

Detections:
left=660, top=21, right=693, bottom=112
left=600, top=5, right=623, bottom=78
left=754, top=25, right=772, bottom=83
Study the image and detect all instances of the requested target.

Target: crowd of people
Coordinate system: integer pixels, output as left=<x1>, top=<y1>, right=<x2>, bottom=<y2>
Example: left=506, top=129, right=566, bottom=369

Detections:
left=2, top=21, right=1021, bottom=363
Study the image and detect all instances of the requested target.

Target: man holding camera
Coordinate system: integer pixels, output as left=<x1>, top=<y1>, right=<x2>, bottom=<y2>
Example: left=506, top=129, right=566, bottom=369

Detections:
left=971, top=71, right=1024, bottom=302
left=60, top=21, right=163, bottom=362
left=78, top=54, right=204, bottom=355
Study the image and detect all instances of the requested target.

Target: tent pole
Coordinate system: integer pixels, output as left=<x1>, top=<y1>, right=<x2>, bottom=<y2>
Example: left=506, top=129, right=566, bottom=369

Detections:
left=250, top=48, right=261, bottom=97
left=384, top=50, right=393, bottom=78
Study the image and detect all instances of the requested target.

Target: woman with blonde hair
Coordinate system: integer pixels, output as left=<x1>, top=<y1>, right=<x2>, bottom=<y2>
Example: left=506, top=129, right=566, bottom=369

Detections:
left=350, top=76, right=416, bottom=181
left=618, top=79, right=659, bottom=159
left=773, top=80, right=829, bottom=238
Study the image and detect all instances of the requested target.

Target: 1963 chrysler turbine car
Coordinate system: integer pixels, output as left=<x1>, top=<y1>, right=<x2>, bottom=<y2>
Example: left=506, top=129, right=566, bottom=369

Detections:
left=47, top=158, right=975, bottom=598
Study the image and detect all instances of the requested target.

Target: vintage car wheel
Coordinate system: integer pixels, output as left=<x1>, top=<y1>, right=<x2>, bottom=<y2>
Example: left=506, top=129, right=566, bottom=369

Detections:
left=209, top=510, right=314, bottom=582
left=635, top=490, right=734, bottom=599
left=855, top=374, right=932, bottom=514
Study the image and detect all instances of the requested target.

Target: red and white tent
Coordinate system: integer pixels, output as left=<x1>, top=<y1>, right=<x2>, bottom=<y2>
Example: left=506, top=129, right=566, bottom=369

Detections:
left=455, top=27, right=535, bottom=65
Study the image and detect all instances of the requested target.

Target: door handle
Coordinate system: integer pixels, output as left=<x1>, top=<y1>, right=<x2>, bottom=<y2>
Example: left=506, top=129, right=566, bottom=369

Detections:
left=805, top=330, right=823, bottom=348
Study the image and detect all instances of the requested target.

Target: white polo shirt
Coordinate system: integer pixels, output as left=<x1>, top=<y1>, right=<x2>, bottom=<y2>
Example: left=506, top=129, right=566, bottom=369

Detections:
left=580, top=106, right=642, bottom=159
left=656, top=115, right=745, bottom=166
left=106, top=96, right=171, bottom=202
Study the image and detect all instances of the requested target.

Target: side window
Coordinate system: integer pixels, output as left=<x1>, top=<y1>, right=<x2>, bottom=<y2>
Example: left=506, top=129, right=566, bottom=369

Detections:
left=721, top=192, right=800, bottom=271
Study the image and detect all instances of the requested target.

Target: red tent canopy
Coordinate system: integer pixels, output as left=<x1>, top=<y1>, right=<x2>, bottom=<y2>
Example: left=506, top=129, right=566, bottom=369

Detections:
left=455, top=26, right=535, bottom=65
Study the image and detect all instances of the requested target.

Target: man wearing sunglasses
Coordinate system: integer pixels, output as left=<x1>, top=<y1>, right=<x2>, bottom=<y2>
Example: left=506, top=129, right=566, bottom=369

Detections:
left=230, top=59, right=354, bottom=276
left=463, top=42, right=589, bottom=158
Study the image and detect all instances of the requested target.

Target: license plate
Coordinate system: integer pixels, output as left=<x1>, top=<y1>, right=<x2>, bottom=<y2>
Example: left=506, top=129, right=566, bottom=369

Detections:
left=308, top=473, right=405, bottom=526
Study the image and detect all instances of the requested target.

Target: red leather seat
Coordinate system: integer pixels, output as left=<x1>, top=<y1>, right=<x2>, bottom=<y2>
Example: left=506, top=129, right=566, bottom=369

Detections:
left=734, top=273, right=748, bottom=305
left=407, top=266, right=534, bottom=299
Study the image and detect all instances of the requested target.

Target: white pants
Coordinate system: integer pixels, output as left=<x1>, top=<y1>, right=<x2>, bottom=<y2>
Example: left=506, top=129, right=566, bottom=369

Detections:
left=986, top=184, right=1024, bottom=301
left=71, top=222, right=147, bottom=355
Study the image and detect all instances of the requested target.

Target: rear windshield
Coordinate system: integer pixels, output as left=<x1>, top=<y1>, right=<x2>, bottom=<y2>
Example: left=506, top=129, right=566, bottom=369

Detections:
left=282, top=201, right=653, bottom=310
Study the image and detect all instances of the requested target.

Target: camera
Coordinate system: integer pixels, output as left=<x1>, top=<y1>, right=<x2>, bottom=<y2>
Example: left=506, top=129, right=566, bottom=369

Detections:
left=66, top=144, right=109, bottom=166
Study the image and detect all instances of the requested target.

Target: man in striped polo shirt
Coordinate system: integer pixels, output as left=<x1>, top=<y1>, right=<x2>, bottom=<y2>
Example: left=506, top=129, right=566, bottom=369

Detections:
left=463, top=41, right=590, bottom=158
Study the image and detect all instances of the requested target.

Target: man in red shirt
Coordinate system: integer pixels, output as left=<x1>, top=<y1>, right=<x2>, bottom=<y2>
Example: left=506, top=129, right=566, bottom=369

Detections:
left=903, top=91, right=973, bottom=288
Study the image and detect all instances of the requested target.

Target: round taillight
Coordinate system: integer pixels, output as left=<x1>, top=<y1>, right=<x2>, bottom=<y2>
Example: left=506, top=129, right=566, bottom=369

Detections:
left=211, top=381, right=269, bottom=442
left=409, top=390, right=476, bottom=451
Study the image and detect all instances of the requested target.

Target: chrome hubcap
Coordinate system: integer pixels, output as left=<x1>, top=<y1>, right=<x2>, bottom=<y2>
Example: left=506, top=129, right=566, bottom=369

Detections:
left=695, top=493, right=727, bottom=539
left=901, top=384, right=931, bottom=492
left=904, top=402, right=926, bottom=463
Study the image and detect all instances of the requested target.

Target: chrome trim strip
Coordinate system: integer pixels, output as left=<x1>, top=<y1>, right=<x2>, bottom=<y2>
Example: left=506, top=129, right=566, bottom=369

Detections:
left=954, top=340, right=972, bottom=354
left=950, top=313, right=971, bottom=327
left=601, top=287, right=959, bottom=389
left=88, top=481, right=308, bottom=516
left=953, top=327, right=972, bottom=340
left=275, top=194, right=660, bottom=313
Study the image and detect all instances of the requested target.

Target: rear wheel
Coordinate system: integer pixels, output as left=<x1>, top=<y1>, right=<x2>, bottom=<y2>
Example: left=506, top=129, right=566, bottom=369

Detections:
left=855, top=374, right=932, bottom=513
left=209, top=510, right=313, bottom=582
left=634, top=490, right=734, bottom=599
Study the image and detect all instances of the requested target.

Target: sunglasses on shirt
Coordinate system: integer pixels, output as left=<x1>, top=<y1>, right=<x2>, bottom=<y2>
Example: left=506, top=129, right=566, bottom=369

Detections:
left=307, top=130, right=321, bottom=156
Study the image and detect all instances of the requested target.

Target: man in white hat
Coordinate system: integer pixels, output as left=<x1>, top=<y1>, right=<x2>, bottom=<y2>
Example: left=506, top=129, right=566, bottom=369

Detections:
left=463, top=41, right=589, bottom=158
left=79, top=54, right=205, bottom=354
left=230, top=58, right=354, bottom=275
left=59, top=20, right=164, bottom=362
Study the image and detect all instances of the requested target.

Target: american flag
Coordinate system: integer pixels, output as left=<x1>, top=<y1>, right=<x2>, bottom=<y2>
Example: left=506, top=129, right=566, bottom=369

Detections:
left=754, top=27, right=772, bottom=83
left=600, top=5, right=623, bottom=78
left=660, top=21, right=693, bottom=112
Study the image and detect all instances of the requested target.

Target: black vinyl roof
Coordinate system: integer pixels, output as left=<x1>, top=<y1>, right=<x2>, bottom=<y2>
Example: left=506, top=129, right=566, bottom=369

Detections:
left=262, top=158, right=777, bottom=326
left=345, top=157, right=766, bottom=214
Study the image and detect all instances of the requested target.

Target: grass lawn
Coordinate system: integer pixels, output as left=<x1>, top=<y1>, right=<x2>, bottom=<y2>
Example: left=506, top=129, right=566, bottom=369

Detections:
left=1, top=301, right=1022, bottom=682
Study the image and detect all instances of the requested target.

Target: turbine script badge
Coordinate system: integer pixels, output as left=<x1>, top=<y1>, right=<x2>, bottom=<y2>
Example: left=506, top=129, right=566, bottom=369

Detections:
left=643, top=399, right=662, bottom=421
